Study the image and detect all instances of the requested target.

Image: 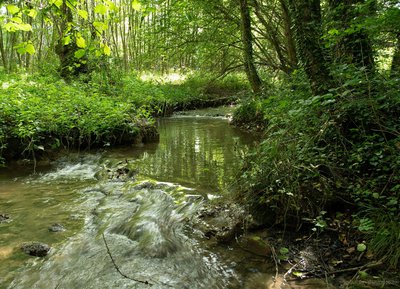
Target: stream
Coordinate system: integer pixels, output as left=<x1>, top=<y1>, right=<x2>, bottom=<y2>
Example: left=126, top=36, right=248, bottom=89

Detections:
left=0, top=109, right=332, bottom=289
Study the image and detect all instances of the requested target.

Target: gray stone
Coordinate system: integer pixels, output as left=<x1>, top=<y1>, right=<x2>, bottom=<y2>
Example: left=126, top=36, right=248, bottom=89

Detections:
left=0, top=214, right=11, bottom=223
left=48, top=223, right=66, bottom=232
left=21, top=242, right=51, bottom=257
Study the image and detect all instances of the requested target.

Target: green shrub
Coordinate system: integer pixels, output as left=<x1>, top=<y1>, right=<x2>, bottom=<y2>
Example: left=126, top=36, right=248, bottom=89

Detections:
left=0, top=73, right=153, bottom=163
left=234, top=66, right=400, bottom=245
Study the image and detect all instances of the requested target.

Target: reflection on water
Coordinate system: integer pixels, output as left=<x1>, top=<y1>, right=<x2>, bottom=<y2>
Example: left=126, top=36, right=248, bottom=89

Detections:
left=0, top=114, right=334, bottom=289
left=107, top=117, right=256, bottom=194
left=0, top=115, right=255, bottom=288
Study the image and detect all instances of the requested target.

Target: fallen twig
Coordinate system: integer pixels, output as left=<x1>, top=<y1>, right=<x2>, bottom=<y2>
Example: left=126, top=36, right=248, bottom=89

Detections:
left=328, top=259, right=384, bottom=275
left=102, top=233, right=153, bottom=286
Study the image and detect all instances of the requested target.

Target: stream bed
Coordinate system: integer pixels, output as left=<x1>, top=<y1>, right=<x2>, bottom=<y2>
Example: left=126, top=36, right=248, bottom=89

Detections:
left=0, top=109, right=333, bottom=289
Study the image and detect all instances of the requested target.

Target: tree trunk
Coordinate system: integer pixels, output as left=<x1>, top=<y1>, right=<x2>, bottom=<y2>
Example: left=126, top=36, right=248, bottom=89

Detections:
left=0, top=29, right=8, bottom=70
left=238, top=0, right=263, bottom=94
left=55, top=3, right=88, bottom=78
left=329, top=0, right=375, bottom=71
left=280, top=0, right=297, bottom=71
left=287, top=0, right=331, bottom=95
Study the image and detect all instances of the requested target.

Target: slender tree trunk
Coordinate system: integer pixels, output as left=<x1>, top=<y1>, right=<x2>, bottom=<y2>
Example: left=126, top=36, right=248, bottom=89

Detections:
left=0, top=29, right=8, bottom=70
left=37, top=16, right=45, bottom=64
left=8, top=33, right=17, bottom=72
left=280, top=0, right=297, bottom=71
left=238, top=0, right=263, bottom=93
left=288, top=0, right=331, bottom=95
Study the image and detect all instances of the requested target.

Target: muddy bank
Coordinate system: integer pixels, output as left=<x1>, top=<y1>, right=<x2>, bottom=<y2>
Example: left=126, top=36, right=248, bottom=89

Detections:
left=1, top=122, right=159, bottom=166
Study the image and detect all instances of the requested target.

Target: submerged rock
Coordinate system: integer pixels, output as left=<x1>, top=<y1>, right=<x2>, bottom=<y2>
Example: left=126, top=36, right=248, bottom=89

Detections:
left=0, top=214, right=11, bottom=223
left=48, top=223, right=66, bottom=232
left=21, top=242, right=51, bottom=257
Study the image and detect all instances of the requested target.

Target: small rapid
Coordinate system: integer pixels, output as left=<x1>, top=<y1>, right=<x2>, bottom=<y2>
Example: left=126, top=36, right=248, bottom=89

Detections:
left=1, top=113, right=337, bottom=289
left=2, top=113, right=253, bottom=289
left=10, top=172, right=235, bottom=289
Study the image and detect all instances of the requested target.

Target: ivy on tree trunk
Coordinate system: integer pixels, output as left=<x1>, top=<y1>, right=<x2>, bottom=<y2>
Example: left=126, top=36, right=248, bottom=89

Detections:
left=238, top=0, right=263, bottom=94
left=287, top=0, right=331, bottom=95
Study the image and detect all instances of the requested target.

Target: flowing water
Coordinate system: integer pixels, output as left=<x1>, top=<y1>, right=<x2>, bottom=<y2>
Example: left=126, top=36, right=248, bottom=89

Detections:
left=0, top=109, right=333, bottom=289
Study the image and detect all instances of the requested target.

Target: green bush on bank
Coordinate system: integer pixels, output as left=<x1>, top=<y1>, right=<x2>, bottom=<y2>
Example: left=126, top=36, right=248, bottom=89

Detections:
left=0, top=73, right=151, bottom=163
left=233, top=67, right=400, bottom=266
left=0, top=71, right=248, bottom=164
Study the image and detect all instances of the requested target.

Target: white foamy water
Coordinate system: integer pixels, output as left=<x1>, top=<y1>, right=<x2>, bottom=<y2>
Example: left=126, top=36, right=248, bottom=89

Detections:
left=9, top=181, right=236, bottom=289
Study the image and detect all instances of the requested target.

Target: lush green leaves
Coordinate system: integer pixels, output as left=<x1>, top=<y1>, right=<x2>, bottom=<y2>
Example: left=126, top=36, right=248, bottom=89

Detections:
left=6, top=4, right=20, bottom=14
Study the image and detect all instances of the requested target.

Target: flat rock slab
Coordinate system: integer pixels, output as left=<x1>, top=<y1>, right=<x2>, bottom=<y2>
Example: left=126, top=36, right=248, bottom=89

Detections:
left=21, top=242, right=51, bottom=257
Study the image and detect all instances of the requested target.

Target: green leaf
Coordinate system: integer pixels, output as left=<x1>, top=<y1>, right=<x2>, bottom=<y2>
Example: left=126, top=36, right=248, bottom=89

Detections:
left=359, top=270, right=369, bottom=279
left=7, top=4, right=20, bottom=14
left=74, top=49, right=86, bottom=59
left=93, top=21, right=108, bottom=32
left=103, top=44, right=111, bottom=56
left=28, top=9, right=38, bottom=19
left=78, top=9, right=88, bottom=20
left=25, top=43, right=35, bottom=55
left=62, top=36, right=71, bottom=45
left=95, top=4, right=107, bottom=15
left=11, top=17, right=23, bottom=24
left=292, top=271, right=304, bottom=278
left=279, top=247, right=289, bottom=255
left=16, top=45, right=26, bottom=54
left=50, top=0, right=63, bottom=9
left=132, top=0, right=142, bottom=11
left=328, top=29, right=340, bottom=35
left=4, top=22, right=19, bottom=32
left=17, top=23, right=32, bottom=32
left=65, top=0, right=77, bottom=10
left=76, top=36, right=86, bottom=48
left=357, top=243, right=367, bottom=252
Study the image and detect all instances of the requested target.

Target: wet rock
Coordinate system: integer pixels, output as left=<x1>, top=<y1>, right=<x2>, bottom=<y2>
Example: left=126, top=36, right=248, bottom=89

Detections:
left=48, top=223, right=66, bottom=232
left=238, top=236, right=271, bottom=257
left=21, top=242, right=51, bottom=257
left=295, top=247, right=321, bottom=273
left=133, top=181, right=157, bottom=190
left=0, top=214, right=11, bottom=223
left=95, top=160, right=138, bottom=182
left=195, top=203, right=257, bottom=243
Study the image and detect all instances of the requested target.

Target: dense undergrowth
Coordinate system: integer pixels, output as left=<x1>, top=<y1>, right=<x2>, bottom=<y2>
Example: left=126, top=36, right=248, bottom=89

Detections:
left=233, top=68, right=400, bottom=267
left=0, top=71, right=248, bottom=165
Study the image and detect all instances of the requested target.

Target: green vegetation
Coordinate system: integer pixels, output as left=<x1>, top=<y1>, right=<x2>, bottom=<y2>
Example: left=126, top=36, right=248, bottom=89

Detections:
left=0, top=73, right=149, bottom=163
left=0, top=71, right=247, bottom=164
left=231, top=1, right=400, bottom=269
left=0, top=0, right=399, bottom=278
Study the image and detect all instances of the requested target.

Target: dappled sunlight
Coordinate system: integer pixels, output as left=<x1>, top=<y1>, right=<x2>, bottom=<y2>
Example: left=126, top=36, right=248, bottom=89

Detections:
left=0, top=246, right=14, bottom=260
left=140, top=71, right=189, bottom=84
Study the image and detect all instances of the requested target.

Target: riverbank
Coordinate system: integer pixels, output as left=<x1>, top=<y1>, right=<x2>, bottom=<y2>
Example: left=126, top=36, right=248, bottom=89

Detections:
left=0, top=72, right=248, bottom=166
left=195, top=200, right=400, bottom=289
left=229, top=72, right=400, bottom=286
